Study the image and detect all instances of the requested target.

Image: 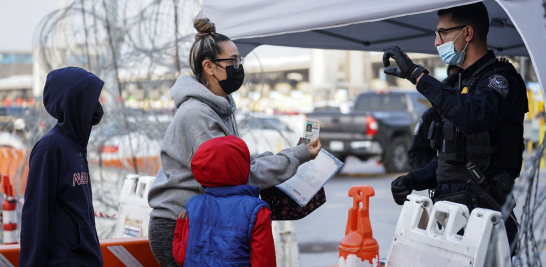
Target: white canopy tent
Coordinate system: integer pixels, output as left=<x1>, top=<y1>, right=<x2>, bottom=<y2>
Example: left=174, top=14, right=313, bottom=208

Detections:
left=200, top=0, right=545, bottom=94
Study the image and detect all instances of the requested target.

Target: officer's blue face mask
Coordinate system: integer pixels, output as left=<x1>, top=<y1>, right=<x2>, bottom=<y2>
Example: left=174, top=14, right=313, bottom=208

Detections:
left=436, top=27, right=469, bottom=68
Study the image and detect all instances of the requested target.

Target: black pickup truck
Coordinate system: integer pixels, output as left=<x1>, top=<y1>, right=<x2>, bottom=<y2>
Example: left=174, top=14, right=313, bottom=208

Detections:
left=308, top=91, right=431, bottom=173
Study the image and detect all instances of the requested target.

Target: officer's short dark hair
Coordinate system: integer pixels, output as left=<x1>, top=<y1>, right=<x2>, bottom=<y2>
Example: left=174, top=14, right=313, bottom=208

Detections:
left=437, top=2, right=489, bottom=44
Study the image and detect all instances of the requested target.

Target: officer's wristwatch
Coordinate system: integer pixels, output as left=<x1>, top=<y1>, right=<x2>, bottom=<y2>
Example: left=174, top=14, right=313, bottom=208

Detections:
left=408, top=64, right=429, bottom=85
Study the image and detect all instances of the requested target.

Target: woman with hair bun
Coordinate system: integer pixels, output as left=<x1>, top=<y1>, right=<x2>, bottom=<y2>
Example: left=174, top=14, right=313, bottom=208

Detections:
left=147, top=18, right=321, bottom=266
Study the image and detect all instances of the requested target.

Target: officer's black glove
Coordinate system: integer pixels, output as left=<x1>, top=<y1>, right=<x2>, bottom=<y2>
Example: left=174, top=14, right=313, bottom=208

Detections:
left=391, top=174, right=415, bottom=205
left=382, top=46, right=418, bottom=79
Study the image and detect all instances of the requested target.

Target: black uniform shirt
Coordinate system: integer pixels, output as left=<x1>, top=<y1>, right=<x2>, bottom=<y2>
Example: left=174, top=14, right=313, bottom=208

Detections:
left=408, top=107, right=441, bottom=170
left=416, top=51, right=526, bottom=135
left=408, top=50, right=527, bottom=194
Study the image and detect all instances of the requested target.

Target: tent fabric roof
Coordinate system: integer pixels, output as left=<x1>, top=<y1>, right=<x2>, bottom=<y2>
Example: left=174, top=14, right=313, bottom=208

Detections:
left=201, top=0, right=525, bottom=56
left=200, top=0, right=545, bottom=92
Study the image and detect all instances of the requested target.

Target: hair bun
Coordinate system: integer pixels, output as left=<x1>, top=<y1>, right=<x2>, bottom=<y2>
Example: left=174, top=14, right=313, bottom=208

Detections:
left=194, top=18, right=216, bottom=41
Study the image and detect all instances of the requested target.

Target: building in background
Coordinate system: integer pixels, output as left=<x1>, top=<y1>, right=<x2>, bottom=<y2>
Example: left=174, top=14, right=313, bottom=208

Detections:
left=4, top=41, right=538, bottom=114
left=237, top=45, right=538, bottom=114
left=2, top=0, right=539, bottom=114
left=0, top=51, right=33, bottom=106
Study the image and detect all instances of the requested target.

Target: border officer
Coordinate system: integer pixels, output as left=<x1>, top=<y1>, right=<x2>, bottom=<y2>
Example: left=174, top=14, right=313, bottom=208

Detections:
left=383, top=2, right=527, bottom=252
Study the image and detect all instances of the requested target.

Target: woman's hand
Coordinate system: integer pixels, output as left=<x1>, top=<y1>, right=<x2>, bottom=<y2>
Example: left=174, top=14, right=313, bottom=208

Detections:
left=178, top=212, right=187, bottom=219
left=305, top=138, right=322, bottom=159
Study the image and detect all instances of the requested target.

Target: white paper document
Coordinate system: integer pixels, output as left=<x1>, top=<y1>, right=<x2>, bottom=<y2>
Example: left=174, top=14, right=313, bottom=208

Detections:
left=276, top=149, right=343, bottom=207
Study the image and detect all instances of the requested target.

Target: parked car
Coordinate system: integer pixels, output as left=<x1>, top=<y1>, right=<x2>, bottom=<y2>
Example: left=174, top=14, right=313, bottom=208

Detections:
left=0, top=106, right=48, bottom=143
left=306, top=90, right=431, bottom=173
left=313, top=106, right=341, bottom=113
left=312, top=100, right=353, bottom=114
left=236, top=113, right=299, bottom=155
left=0, top=107, right=29, bottom=131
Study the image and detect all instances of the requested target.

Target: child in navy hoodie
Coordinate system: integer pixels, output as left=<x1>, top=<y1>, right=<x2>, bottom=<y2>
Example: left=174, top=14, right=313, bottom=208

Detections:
left=172, top=135, right=276, bottom=267
left=20, top=67, right=104, bottom=266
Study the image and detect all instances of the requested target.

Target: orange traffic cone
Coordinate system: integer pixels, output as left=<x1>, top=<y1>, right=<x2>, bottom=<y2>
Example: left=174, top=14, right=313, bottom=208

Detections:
left=338, top=186, right=379, bottom=267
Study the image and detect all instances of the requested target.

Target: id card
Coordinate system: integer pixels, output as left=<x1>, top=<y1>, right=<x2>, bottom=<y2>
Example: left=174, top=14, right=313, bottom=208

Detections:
left=304, top=119, right=320, bottom=142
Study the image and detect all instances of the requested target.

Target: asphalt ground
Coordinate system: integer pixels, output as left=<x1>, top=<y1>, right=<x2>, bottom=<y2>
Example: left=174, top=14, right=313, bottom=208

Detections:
left=91, top=154, right=546, bottom=266
left=294, top=155, right=546, bottom=267
left=294, top=156, right=420, bottom=267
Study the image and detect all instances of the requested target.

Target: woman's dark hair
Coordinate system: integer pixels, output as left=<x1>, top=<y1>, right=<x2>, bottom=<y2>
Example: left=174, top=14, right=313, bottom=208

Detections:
left=189, top=18, right=231, bottom=86
left=437, top=3, right=489, bottom=44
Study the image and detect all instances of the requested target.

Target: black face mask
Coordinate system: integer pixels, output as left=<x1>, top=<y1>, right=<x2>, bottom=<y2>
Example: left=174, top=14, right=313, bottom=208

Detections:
left=213, top=65, right=245, bottom=95
left=91, top=101, right=104, bottom=126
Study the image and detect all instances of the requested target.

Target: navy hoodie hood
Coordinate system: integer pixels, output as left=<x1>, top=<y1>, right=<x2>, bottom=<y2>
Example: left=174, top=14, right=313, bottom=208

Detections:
left=43, top=67, right=104, bottom=148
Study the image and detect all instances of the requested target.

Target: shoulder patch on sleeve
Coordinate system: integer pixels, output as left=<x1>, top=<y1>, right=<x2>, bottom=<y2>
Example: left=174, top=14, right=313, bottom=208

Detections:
left=488, top=74, right=509, bottom=98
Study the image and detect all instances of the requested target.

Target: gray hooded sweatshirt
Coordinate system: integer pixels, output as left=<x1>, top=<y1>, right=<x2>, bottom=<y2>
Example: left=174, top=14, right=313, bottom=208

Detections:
left=148, top=75, right=311, bottom=220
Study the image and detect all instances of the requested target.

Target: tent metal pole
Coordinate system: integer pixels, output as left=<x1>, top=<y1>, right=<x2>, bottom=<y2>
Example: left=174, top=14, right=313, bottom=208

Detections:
left=312, top=30, right=367, bottom=45
left=313, top=29, right=431, bottom=47
left=363, top=33, right=432, bottom=46
left=383, top=19, right=434, bottom=34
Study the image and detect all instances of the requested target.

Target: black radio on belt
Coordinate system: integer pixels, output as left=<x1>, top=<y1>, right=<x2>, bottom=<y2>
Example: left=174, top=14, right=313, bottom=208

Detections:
left=443, top=121, right=465, bottom=165
left=427, top=120, right=443, bottom=150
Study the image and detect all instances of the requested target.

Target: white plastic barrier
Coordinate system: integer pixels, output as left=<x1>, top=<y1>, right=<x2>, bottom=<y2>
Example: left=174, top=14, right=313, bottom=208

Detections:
left=386, top=194, right=511, bottom=267
left=113, top=175, right=155, bottom=238
left=113, top=174, right=300, bottom=267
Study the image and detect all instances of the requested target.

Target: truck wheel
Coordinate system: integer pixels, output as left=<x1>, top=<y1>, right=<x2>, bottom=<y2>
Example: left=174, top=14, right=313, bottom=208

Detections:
left=384, top=137, right=410, bottom=173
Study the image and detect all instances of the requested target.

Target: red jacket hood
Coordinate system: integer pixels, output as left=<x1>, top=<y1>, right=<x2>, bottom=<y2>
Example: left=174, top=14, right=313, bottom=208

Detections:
left=191, top=135, right=250, bottom=187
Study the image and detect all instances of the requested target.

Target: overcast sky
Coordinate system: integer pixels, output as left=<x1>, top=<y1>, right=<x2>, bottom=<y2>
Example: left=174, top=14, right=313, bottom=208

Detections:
left=0, top=0, right=312, bottom=59
left=0, top=0, right=60, bottom=52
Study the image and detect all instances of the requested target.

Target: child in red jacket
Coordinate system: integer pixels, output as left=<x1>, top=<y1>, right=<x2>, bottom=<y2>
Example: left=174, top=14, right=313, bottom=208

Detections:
left=172, top=135, right=276, bottom=267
